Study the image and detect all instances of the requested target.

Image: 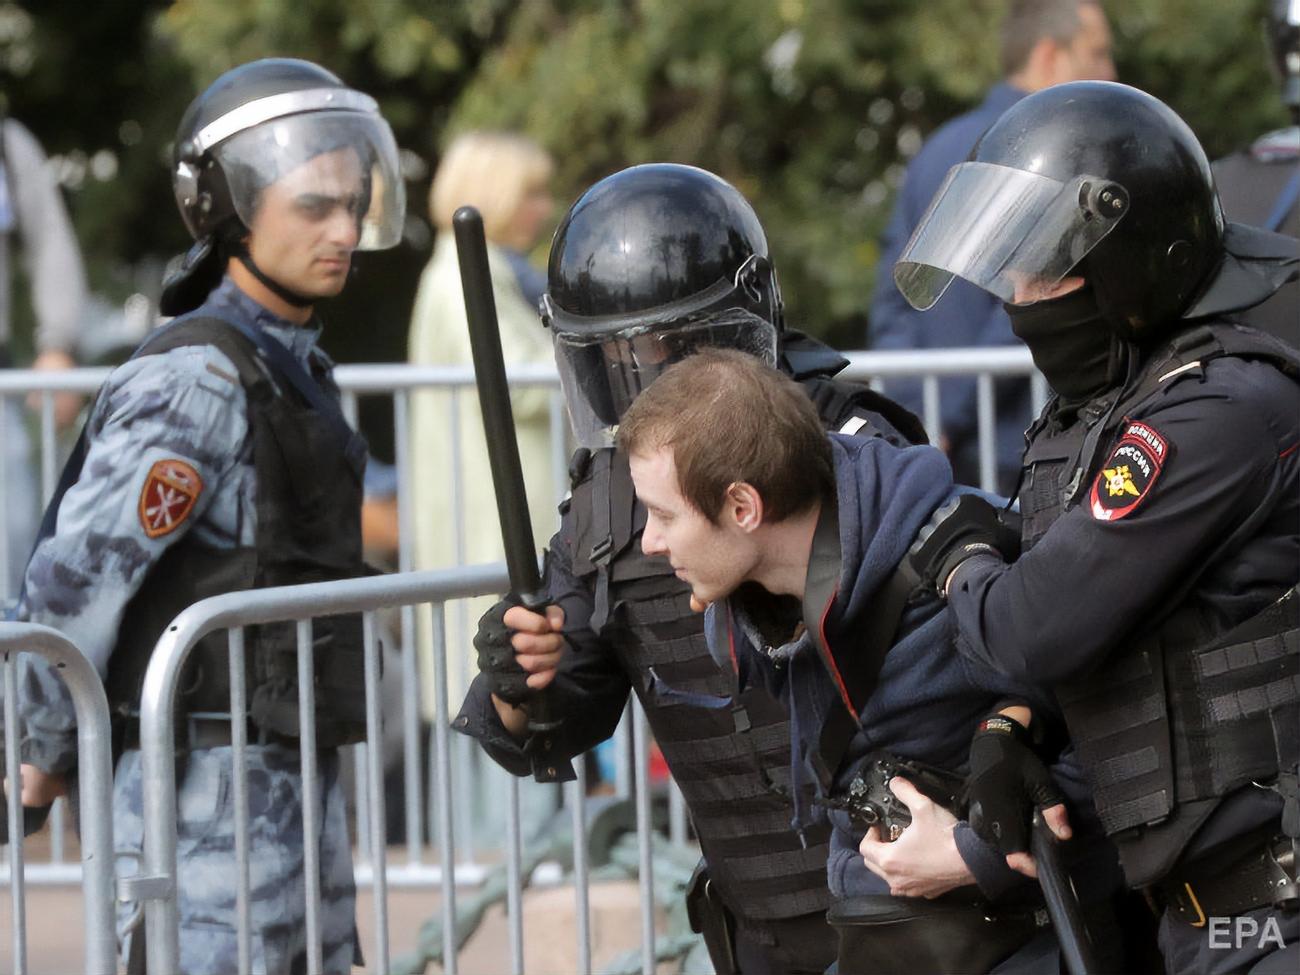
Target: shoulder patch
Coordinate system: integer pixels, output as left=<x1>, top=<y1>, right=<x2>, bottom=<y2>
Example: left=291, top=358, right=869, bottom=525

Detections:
left=138, top=459, right=203, bottom=538
left=1089, top=420, right=1169, bottom=522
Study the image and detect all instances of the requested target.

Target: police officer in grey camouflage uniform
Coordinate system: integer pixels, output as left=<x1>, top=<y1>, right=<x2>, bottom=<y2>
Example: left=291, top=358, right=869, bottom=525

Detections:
left=14, top=58, right=406, bottom=973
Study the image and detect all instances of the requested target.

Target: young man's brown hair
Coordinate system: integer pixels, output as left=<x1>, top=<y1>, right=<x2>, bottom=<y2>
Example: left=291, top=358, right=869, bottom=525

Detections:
left=618, top=348, right=834, bottom=522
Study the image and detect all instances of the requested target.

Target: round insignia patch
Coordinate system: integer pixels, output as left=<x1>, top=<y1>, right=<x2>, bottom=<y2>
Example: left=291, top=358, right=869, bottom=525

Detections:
left=138, top=459, right=203, bottom=538
left=1089, top=420, right=1168, bottom=522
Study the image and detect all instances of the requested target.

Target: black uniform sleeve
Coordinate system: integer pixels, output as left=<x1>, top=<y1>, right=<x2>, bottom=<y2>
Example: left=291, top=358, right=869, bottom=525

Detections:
left=947, top=358, right=1300, bottom=684
left=452, top=520, right=635, bottom=782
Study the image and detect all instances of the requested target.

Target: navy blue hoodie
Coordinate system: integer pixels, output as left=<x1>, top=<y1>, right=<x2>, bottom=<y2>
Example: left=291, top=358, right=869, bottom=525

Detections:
left=707, top=434, right=1086, bottom=900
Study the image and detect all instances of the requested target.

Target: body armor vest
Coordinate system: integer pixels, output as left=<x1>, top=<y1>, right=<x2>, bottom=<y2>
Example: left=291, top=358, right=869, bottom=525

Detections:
left=566, top=375, right=920, bottom=923
left=1017, top=321, right=1300, bottom=884
left=105, top=316, right=370, bottom=749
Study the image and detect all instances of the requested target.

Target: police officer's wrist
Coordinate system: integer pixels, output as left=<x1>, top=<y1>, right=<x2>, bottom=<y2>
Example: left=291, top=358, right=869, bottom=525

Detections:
left=976, top=713, right=1033, bottom=744
left=939, top=542, right=1001, bottom=597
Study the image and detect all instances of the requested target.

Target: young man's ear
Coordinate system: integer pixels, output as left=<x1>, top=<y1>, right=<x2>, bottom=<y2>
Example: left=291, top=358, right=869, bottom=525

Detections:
left=724, top=481, right=764, bottom=533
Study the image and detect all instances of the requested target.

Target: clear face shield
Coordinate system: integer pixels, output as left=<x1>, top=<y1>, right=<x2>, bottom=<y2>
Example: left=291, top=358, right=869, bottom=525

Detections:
left=552, top=310, right=779, bottom=449
left=893, top=161, right=1129, bottom=310
left=214, top=109, right=405, bottom=250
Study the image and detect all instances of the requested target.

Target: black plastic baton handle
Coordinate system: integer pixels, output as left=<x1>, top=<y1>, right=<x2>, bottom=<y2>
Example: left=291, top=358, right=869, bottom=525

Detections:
left=453, top=206, right=558, bottom=732
left=1032, top=811, right=1101, bottom=975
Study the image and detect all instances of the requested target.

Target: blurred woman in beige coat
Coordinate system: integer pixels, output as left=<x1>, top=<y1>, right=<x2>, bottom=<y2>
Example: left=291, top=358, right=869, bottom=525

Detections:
left=408, top=132, right=557, bottom=722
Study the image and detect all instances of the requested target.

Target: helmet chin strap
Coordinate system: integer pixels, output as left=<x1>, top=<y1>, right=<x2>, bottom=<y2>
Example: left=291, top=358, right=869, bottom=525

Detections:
left=234, top=249, right=315, bottom=309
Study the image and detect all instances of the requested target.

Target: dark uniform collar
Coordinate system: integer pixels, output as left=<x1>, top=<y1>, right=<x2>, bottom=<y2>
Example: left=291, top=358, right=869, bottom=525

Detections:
left=204, top=275, right=325, bottom=365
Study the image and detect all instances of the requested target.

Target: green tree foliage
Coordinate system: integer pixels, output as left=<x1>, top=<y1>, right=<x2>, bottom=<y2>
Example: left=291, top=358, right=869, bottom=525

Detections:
left=2, top=0, right=1289, bottom=369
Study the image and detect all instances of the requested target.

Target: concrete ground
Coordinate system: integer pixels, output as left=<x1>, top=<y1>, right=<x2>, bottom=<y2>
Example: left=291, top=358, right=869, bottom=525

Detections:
left=4, top=865, right=662, bottom=974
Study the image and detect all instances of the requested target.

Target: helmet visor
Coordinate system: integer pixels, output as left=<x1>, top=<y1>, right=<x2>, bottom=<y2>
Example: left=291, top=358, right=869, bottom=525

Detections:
left=893, top=162, right=1128, bottom=309
left=215, top=110, right=405, bottom=251
left=554, top=310, right=778, bottom=449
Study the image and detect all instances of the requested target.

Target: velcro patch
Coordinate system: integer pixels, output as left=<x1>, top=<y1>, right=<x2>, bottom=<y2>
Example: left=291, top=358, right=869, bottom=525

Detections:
left=1090, top=420, right=1168, bottom=522
left=138, top=459, right=203, bottom=538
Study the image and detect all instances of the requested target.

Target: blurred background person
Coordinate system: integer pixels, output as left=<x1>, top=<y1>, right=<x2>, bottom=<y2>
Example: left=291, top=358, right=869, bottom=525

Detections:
left=0, top=106, right=88, bottom=602
left=866, top=0, right=1115, bottom=494
left=408, top=131, right=556, bottom=737
left=1212, top=0, right=1299, bottom=347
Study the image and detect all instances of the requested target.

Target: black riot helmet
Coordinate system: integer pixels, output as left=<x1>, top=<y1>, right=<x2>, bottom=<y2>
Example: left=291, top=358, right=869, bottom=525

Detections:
left=160, top=58, right=405, bottom=315
left=541, top=163, right=782, bottom=448
left=894, top=81, right=1298, bottom=338
left=1272, top=0, right=1300, bottom=119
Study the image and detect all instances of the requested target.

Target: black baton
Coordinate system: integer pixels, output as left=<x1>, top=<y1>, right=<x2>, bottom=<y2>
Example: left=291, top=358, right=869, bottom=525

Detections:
left=454, top=206, right=559, bottom=733
left=1032, top=811, right=1101, bottom=975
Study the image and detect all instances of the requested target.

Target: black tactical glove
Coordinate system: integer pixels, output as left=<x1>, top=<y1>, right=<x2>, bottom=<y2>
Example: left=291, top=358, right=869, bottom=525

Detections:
left=966, top=713, right=1062, bottom=855
left=906, top=495, right=1021, bottom=597
left=0, top=779, right=52, bottom=845
left=473, top=595, right=532, bottom=707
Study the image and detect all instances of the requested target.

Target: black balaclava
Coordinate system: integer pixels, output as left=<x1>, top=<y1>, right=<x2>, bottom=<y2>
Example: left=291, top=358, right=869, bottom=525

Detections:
left=1005, top=285, right=1126, bottom=408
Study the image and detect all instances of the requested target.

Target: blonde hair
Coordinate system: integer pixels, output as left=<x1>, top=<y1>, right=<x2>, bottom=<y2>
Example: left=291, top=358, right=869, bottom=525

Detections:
left=428, top=131, right=553, bottom=243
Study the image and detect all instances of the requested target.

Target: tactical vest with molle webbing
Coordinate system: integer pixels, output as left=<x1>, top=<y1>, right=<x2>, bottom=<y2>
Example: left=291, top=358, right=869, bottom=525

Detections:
left=105, top=315, right=370, bottom=751
left=1017, top=321, right=1300, bottom=885
left=565, top=375, right=925, bottom=922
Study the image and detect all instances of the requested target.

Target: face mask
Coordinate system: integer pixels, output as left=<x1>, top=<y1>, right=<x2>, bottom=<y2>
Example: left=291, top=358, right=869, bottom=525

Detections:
left=1005, top=286, right=1120, bottom=406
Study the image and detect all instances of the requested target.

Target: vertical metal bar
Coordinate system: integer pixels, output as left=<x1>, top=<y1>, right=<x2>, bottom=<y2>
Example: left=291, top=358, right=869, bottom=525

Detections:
left=430, top=602, right=459, bottom=975
left=353, top=745, right=370, bottom=863
left=614, top=700, right=632, bottom=800
left=4, top=652, right=29, bottom=975
left=363, top=611, right=390, bottom=974
left=395, top=391, right=425, bottom=864
left=39, top=392, right=57, bottom=503
left=400, top=602, right=422, bottom=864
left=0, top=398, right=12, bottom=606
left=1031, top=371, right=1050, bottom=419
left=976, top=373, right=997, bottom=493
left=48, top=798, right=65, bottom=863
left=227, top=628, right=252, bottom=975
left=296, top=619, right=323, bottom=975
left=505, top=775, right=525, bottom=975
left=921, top=375, right=941, bottom=446
left=394, top=389, right=413, bottom=577
left=571, top=760, right=591, bottom=975
left=668, top=778, right=687, bottom=848
left=448, top=391, right=475, bottom=856
left=632, top=700, right=655, bottom=975
left=37, top=393, right=66, bottom=864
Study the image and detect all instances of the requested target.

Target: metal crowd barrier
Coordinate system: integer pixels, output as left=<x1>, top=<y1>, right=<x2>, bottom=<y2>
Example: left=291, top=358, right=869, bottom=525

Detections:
left=122, top=562, right=671, bottom=975
left=0, top=623, right=116, bottom=975
left=0, top=349, right=1044, bottom=972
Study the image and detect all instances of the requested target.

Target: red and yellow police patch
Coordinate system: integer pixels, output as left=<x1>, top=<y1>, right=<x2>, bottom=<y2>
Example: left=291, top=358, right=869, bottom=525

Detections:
left=138, top=459, right=203, bottom=539
left=1090, top=420, right=1168, bottom=522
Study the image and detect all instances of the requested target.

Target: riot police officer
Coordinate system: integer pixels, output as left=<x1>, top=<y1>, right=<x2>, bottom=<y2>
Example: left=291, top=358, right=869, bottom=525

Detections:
left=894, top=81, right=1300, bottom=973
left=454, top=163, right=925, bottom=974
left=15, top=58, right=404, bottom=972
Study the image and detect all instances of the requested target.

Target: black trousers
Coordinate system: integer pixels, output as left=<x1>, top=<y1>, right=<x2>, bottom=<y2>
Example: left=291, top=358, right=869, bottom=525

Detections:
left=734, top=910, right=838, bottom=975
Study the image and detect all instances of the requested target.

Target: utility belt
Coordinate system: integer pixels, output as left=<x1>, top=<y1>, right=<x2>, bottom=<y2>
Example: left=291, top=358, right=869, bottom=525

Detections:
left=114, top=710, right=307, bottom=757
left=1156, top=829, right=1299, bottom=927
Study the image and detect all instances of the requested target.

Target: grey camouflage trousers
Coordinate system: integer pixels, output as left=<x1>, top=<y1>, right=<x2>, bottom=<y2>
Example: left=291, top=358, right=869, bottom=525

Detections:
left=113, top=744, right=358, bottom=974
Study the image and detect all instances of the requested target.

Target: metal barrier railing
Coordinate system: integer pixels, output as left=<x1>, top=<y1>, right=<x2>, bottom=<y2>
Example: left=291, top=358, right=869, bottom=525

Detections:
left=133, top=563, right=537, bottom=975
left=0, top=622, right=117, bottom=975
left=0, top=349, right=1044, bottom=971
left=0, top=350, right=1042, bottom=909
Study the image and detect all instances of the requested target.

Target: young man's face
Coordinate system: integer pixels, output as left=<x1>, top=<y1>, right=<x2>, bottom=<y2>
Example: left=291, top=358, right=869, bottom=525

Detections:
left=246, top=147, right=365, bottom=300
left=630, top=446, right=755, bottom=608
